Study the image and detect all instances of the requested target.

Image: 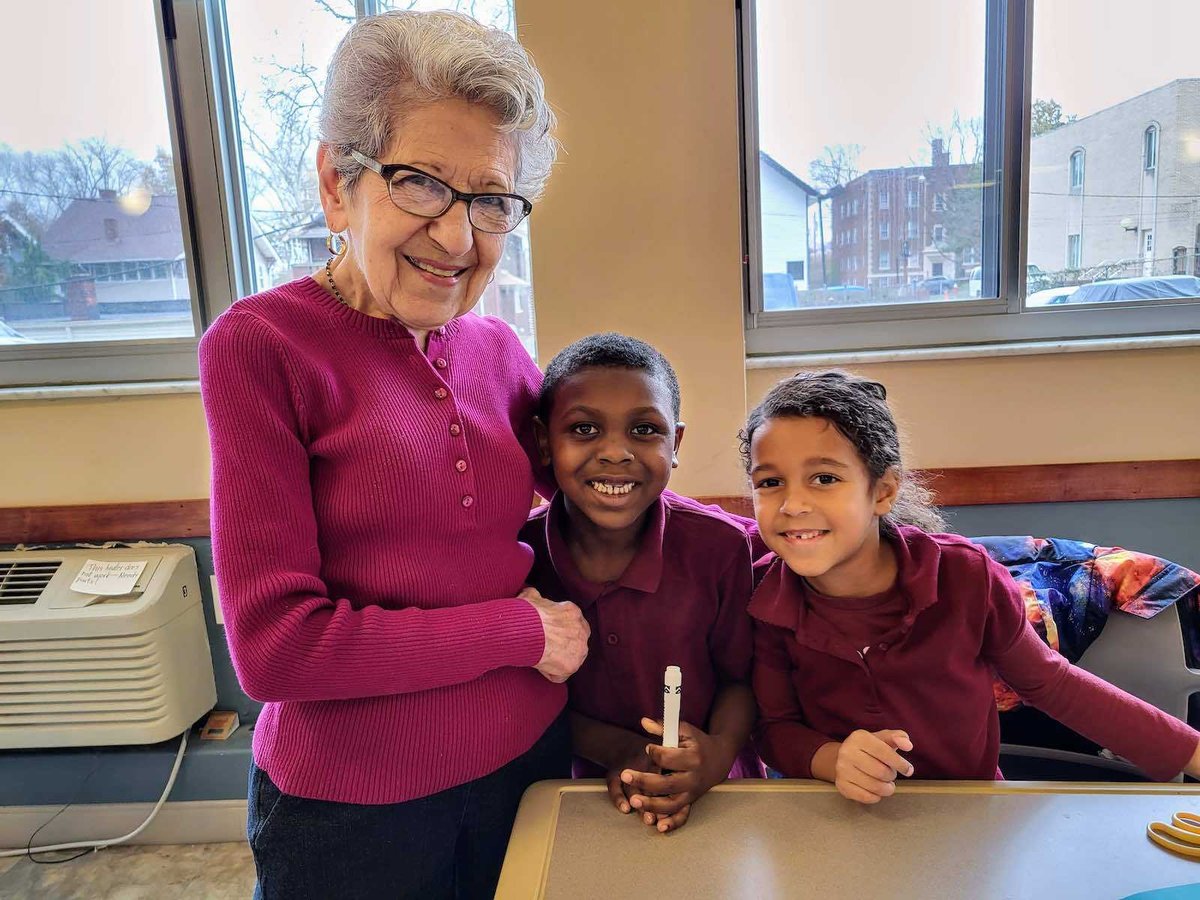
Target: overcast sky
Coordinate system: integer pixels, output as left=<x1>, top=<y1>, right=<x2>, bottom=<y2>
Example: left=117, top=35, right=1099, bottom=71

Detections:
left=757, top=0, right=1200, bottom=178
left=4, top=1, right=1198, bottom=183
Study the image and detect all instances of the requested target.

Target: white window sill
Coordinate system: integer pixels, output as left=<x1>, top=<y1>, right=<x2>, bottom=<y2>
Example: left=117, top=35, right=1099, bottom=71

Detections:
left=0, top=380, right=201, bottom=402
left=745, top=333, right=1200, bottom=369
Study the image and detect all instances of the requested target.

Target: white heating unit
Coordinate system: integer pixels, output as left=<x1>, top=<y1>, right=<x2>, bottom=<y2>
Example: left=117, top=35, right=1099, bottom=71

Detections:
left=0, top=545, right=217, bottom=749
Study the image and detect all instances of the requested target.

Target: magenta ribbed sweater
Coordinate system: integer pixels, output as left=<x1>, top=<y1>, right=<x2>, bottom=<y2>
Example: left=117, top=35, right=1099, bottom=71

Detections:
left=198, top=277, right=564, bottom=804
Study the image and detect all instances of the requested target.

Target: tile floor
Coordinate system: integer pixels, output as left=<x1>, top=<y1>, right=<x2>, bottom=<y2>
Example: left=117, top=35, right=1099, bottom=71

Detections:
left=0, top=841, right=255, bottom=899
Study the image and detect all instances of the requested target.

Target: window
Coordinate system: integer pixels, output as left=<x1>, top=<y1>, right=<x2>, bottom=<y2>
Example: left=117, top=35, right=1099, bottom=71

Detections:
left=1069, top=150, right=1084, bottom=192
left=879, top=251, right=890, bottom=269
left=880, top=221, right=890, bottom=240
left=746, top=0, right=1200, bottom=354
left=0, top=1, right=200, bottom=385
left=879, top=190, right=890, bottom=210
left=1173, top=247, right=1188, bottom=275
left=787, top=259, right=805, bottom=280
left=1144, top=125, right=1159, bottom=171
left=851, top=199, right=859, bottom=215
left=1145, top=231, right=1154, bottom=255
left=0, top=0, right=534, bottom=386
left=932, top=262, right=944, bottom=277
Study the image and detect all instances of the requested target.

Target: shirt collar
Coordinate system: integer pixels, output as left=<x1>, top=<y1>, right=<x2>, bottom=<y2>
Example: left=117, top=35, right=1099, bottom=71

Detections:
left=543, top=491, right=667, bottom=608
left=747, top=525, right=943, bottom=644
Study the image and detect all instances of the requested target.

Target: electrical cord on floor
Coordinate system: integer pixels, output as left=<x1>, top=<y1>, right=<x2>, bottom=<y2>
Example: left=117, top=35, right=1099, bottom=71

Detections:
left=0, top=731, right=189, bottom=862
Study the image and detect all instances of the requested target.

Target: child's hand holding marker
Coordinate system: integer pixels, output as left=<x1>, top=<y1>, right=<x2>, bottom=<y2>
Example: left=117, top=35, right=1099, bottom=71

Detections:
left=812, top=728, right=915, bottom=804
left=621, top=717, right=738, bottom=833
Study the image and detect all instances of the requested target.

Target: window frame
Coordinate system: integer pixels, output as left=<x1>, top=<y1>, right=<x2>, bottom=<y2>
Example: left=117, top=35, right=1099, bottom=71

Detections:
left=740, top=0, right=1200, bottom=356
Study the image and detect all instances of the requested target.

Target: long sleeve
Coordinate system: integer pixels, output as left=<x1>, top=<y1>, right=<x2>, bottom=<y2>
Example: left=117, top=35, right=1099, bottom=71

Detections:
left=200, top=311, right=545, bottom=704
left=982, top=554, right=1198, bottom=781
left=752, top=620, right=835, bottom=777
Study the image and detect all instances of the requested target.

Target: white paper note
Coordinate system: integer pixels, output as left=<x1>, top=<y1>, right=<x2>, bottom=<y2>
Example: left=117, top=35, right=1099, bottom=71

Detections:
left=69, top=559, right=147, bottom=596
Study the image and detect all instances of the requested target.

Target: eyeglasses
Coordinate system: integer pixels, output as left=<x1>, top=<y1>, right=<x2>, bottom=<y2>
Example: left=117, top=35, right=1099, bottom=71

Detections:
left=349, top=149, right=532, bottom=235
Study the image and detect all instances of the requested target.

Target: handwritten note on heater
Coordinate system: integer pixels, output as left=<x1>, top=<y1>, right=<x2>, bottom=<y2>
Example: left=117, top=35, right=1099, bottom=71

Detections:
left=70, top=559, right=147, bottom=596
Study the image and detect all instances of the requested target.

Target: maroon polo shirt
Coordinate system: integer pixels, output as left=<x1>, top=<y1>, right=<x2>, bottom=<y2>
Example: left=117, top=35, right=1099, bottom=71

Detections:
left=750, top=525, right=1199, bottom=782
left=521, top=490, right=756, bottom=773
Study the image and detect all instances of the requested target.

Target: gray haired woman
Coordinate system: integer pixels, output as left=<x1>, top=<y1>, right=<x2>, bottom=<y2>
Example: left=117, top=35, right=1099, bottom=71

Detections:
left=198, top=11, right=589, bottom=899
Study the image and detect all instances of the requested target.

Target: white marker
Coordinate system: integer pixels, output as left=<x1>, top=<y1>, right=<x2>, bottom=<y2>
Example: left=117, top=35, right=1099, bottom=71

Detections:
left=662, top=666, right=682, bottom=749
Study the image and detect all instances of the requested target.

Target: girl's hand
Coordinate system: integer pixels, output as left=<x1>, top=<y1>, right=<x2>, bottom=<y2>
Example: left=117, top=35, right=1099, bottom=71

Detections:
left=617, top=717, right=735, bottom=833
left=522, top=588, right=590, bottom=683
left=833, top=729, right=915, bottom=804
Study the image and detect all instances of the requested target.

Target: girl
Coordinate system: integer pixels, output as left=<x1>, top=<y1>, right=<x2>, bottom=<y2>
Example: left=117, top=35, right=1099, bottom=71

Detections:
left=744, top=370, right=1200, bottom=803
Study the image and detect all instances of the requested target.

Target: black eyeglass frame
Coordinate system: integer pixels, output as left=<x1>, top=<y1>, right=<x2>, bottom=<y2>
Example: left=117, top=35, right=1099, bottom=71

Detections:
left=349, top=149, right=532, bottom=234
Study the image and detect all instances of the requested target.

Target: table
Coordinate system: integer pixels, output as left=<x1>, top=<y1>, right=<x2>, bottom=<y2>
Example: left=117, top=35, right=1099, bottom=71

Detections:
left=496, top=780, right=1200, bottom=899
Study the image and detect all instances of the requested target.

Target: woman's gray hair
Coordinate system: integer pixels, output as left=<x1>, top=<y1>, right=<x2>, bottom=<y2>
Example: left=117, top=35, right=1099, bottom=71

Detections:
left=319, top=9, right=557, bottom=200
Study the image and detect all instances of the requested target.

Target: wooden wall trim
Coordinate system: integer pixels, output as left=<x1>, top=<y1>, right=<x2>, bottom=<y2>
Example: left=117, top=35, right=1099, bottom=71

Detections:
left=1, top=500, right=211, bottom=545
left=2, top=460, right=1197, bottom=544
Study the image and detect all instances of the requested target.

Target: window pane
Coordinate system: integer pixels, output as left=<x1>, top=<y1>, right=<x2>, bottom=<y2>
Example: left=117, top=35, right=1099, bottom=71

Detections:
left=0, top=2, right=194, bottom=344
left=753, top=0, right=991, bottom=309
left=1025, top=1, right=1200, bottom=306
left=226, top=0, right=535, bottom=356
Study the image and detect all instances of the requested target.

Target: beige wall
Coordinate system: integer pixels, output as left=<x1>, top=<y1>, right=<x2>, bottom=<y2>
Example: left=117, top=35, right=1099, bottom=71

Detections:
left=2, top=0, right=1198, bottom=508
left=748, top=347, right=1200, bottom=471
left=517, top=0, right=749, bottom=496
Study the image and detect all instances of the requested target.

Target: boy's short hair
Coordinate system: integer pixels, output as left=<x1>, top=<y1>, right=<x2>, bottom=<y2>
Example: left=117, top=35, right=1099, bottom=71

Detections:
left=539, top=332, right=681, bottom=421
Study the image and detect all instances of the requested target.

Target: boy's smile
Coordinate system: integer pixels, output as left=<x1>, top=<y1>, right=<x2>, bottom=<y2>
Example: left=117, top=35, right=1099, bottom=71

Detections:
left=537, top=367, right=684, bottom=539
left=749, top=416, right=898, bottom=597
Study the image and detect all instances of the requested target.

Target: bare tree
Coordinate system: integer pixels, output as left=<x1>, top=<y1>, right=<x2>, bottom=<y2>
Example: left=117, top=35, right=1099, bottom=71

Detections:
left=808, top=144, right=863, bottom=191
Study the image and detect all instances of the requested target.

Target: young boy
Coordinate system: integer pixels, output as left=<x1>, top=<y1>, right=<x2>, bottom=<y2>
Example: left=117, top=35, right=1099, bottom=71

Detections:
left=520, top=333, right=759, bottom=834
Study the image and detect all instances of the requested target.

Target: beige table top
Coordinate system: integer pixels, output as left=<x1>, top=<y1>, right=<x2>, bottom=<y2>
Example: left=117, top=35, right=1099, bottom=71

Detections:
left=496, top=780, right=1200, bottom=900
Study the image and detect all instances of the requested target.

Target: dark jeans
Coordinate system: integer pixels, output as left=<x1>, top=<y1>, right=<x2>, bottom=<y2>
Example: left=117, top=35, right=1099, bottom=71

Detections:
left=247, top=711, right=570, bottom=900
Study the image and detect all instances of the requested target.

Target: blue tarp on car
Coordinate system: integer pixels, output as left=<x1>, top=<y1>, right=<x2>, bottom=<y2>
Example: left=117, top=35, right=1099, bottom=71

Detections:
left=1068, top=275, right=1200, bottom=303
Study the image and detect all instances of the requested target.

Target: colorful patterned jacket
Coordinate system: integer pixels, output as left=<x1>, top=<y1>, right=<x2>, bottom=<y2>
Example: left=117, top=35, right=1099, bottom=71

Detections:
left=973, top=536, right=1200, bottom=711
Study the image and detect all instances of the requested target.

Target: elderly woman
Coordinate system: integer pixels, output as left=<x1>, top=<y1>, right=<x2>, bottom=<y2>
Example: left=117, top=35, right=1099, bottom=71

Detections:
left=198, top=11, right=589, bottom=899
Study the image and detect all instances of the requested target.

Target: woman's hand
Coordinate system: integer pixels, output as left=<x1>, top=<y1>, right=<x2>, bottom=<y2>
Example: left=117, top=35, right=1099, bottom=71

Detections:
left=616, top=718, right=736, bottom=833
left=522, top=588, right=589, bottom=683
left=822, top=728, right=914, bottom=804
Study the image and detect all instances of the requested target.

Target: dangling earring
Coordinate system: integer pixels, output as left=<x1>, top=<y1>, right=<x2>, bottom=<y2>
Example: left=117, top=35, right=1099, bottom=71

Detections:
left=326, top=231, right=348, bottom=259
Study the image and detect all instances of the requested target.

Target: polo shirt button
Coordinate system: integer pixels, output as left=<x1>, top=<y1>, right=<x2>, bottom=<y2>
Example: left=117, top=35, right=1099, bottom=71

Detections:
left=461, top=495, right=474, bottom=508
left=434, top=388, right=448, bottom=400
left=455, top=459, right=468, bottom=473
left=879, top=643, right=889, bottom=651
left=606, top=633, right=619, bottom=646
left=435, top=357, right=448, bottom=369
left=449, top=423, right=461, bottom=436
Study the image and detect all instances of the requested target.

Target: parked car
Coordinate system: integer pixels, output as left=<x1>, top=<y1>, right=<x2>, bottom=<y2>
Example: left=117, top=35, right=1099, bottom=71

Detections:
left=761, top=272, right=799, bottom=311
left=969, top=266, right=982, bottom=298
left=0, top=321, right=32, bottom=345
left=919, top=275, right=957, bottom=298
left=1063, top=275, right=1200, bottom=305
left=1025, top=287, right=1077, bottom=307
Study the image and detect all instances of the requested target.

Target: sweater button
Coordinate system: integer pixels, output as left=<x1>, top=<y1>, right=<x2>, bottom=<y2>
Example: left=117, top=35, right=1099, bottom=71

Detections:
left=455, top=459, right=468, bottom=473
left=606, top=633, right=619, bottom=646
left=434, top=388, right=448, bottom=400
left=435, top=357, right=448, bottom=369
left=449, top=423, right=461, bottom=436
left=461, top=495, right=474, bottom=508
